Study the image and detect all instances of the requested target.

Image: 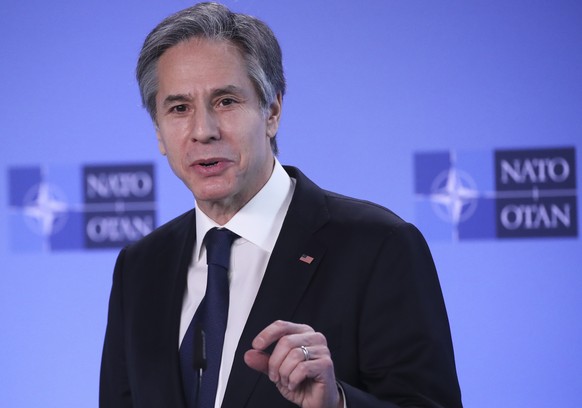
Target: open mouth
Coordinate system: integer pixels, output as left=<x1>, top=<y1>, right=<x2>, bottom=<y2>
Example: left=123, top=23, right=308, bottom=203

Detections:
left=199, top=161, right=219, bottom=167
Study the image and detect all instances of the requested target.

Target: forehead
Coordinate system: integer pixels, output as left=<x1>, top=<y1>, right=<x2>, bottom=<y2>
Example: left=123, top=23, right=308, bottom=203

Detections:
left=157, top=38, right=249, bottom=86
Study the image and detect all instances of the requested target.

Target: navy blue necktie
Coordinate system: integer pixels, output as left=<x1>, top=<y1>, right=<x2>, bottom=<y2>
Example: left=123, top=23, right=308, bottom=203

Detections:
left=180, top=227, right=239, bottom=408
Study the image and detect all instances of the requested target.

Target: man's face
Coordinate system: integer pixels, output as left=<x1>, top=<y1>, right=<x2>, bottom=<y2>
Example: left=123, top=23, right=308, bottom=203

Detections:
left=155, top=38, right=281, bottom=223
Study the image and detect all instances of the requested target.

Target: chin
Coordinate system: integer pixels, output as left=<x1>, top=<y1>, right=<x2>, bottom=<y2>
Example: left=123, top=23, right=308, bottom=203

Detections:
left=192, top=187, right=235, bottom=204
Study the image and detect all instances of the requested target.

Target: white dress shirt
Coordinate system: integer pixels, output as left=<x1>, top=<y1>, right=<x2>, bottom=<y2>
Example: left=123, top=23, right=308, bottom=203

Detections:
left=179, top=159, right=295, bottom=408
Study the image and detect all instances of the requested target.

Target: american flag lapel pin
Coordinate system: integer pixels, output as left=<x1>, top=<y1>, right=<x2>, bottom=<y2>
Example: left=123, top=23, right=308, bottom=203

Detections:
left=299, top=254, right=314, bottom=264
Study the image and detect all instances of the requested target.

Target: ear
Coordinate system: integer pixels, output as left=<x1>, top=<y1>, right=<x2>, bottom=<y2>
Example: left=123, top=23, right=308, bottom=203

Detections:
left=155, top=126, right=167, bottom=156
left=266, top=92, right=283, bottom=139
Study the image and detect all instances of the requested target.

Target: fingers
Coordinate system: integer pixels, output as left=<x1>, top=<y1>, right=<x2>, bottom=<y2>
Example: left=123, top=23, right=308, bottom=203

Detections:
left=244, top=344, right=328, bottom=388
left=277, top=344, right=331, bottom=390
left=250, top=321, right=325, bottom=381
left=251, top=320, right=314, bottom=350
left=245, top=320, right=340, bottom=407
left=268, top=333, right=327, bottom=383
left=244, top=349, right=270, bottom=375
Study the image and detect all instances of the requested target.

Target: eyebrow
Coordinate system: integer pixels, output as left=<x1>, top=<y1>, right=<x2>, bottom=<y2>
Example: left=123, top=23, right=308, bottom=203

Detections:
left=162, top=93, right=193, bottom=108
left=212, top=85, right=245, bottom=97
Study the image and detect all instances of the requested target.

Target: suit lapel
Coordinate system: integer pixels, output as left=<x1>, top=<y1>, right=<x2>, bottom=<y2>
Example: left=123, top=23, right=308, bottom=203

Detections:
left=164, top=210, right=198, bottom=404
left=222, top=166, right=330, bottom=407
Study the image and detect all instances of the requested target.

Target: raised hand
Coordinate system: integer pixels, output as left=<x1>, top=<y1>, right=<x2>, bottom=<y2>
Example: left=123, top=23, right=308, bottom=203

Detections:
left=244, top=320, right=343, bottom=408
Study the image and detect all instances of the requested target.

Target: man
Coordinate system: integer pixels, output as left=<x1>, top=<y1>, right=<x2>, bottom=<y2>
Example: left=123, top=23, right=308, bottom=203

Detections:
left=100, top=2, right=463, bottom=407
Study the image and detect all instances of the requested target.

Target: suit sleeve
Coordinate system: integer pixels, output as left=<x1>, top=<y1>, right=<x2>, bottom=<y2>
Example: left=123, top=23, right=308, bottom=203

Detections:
left=341, top=222, right=462, bottom=408
left=100, top=248, right=133, bottom=407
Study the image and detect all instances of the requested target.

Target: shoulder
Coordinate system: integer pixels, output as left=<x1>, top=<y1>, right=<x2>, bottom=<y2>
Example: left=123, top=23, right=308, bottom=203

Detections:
left=321, top=189, right=426, bottom=247
left=288, top=165, right=422, bottom=240
left=123, top=208, right=195, bottom=257
left=323, top=189, right=405, bottom=226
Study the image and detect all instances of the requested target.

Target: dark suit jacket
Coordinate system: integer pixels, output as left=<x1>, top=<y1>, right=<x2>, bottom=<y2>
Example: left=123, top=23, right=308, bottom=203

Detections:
left=100, top=166, right=462, bottom=407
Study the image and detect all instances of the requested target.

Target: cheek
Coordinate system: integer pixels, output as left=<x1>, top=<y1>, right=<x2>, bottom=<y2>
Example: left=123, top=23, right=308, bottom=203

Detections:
left=156, top=137, right=167, bottom=156
left=240, top=136, right=265, bottom=164
left=158, top=128, right=185, bottom=157
left=242, top=138, right=272, bottom=177
left=161, top=143, right=186, bottom=173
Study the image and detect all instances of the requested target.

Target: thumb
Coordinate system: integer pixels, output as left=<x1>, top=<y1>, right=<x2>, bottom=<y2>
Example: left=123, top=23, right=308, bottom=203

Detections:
left=244, top=349, right=270, bottom=374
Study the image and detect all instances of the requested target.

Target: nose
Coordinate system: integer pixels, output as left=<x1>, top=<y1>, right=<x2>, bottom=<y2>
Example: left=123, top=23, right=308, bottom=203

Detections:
left=191, top=106, right=219, bottom=143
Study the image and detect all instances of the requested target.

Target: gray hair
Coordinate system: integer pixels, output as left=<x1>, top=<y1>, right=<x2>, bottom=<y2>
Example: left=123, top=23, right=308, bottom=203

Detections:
left=136, top=2, right=286, bottom=154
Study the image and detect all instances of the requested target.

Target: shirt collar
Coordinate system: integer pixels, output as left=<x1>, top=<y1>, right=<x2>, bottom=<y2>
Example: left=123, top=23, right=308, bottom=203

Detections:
left=194, top=158, right=294, bottom=260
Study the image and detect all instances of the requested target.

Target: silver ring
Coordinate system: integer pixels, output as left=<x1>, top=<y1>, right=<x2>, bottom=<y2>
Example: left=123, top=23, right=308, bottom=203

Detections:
left=300, top=345, right=311, bottom=361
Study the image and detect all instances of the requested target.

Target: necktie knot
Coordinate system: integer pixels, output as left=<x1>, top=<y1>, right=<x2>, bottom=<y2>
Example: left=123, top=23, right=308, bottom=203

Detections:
left=205, top=228, right=239, bottom=269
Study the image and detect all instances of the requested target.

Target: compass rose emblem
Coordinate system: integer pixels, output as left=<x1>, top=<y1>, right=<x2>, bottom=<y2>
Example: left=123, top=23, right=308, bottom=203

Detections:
left=429, top=167, right=480, bottom=226
left=22, top=182, right=69, bottom=236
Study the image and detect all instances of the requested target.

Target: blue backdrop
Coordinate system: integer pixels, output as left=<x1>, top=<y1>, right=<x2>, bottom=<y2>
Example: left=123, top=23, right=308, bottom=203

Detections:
left=1, top=1, right=581, bottom=406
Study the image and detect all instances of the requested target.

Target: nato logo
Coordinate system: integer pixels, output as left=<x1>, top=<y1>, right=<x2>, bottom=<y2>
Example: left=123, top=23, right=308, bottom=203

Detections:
left=8, top=163, right=156, bottom=251
left=414, top=147, right=577, bottom=241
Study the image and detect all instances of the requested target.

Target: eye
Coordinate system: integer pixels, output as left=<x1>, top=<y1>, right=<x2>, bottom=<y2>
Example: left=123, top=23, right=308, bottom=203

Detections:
left=170, top=104, right=188, bottom=113
left=218, top=98, right=237, bottom=107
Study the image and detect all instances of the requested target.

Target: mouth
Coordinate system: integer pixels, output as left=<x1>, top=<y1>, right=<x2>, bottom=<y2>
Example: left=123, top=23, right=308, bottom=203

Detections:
left=191, top=158, right=231, bottom=173
left=193, top=158, right=221, bottom=167
left=199, top=161, right=219, bottom=167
